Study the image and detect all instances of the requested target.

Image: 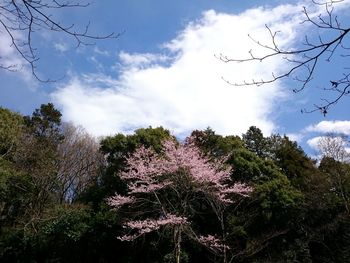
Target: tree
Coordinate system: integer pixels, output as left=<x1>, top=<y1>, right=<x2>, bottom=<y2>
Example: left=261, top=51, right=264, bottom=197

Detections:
left=0, top=157, right=33, bottom=228
left=190, top=128, right=244, bottom=159
left=317, top=134, right=350, bottom=162
left=0, top=0, right=118, bottom=80
left=267, top=135, right=315, bottom=184
left=107, top=137, right=252, bottom=263
left=56, top=122, right=104, bottom=203
left=320, top=157, right=350, bottom=213
left=23, top=103, right=62, bottom=140
left=267, top=135, right=345, bottom=262
left=242, top=126, right=271, bottom=158
left=84, top=126, right=175, bottom=207
left=224, top=142, right=305, bottom=262
left=12, top=103, right=64, bottom=225
left=220, top=0, right=350, bottom=114
left=0, top=107, right=24, bottom=158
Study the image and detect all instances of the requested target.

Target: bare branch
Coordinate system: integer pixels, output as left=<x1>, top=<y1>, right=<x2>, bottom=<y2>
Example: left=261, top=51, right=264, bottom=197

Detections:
left=219, top=2, right=350, bottom=114
left=0, top=0, right=120, bottom=81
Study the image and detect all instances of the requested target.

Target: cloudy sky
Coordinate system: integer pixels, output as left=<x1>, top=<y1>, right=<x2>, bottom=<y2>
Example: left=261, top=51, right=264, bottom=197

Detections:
left=0, top=0, right=349, bottom=155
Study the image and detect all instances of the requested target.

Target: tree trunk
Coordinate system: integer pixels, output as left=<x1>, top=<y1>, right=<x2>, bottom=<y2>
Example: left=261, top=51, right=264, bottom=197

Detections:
left=220, top=213, right=227, bottom=263
left=174, top=226, right=182, bottom=263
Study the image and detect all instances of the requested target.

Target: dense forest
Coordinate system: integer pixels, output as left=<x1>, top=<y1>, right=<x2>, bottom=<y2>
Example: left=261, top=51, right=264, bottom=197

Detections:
left=0, top=103, right=349, bottom=263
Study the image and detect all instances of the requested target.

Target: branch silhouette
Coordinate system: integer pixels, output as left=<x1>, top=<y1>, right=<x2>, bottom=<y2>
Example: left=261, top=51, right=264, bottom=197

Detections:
left=218, top=0, right=349, bottom=115
left=0, top=0, right=121, bottom=81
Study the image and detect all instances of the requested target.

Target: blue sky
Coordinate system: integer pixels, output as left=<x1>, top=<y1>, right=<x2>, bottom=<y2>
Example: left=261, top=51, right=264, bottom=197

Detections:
left=0, top=0, right=349, bottom=156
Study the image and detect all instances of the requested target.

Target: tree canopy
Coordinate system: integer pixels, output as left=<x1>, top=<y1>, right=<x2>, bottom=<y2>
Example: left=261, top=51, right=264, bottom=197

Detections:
left=0, top=105, right=350, bottom=262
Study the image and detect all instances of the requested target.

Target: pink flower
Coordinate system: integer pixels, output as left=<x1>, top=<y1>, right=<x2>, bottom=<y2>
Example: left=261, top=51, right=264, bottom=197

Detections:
left=198, top=234, right=230, bottom=252
left=107, top=137, right=253, bottom=251
left=106, top=194, right=135, bottom=208
left=119, top=214, right=189, bottom=240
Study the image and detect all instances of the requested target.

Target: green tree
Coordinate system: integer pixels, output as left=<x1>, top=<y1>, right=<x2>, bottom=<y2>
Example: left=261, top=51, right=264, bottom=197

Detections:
left=23, top=103, right=62, bottom=141
left=0, top=108, right=24, bottom=158
left=0, top=158, right=33, bottom=228
left=8, top=104, right=65, bottom=227
left=89, top=126, right=174, bottom=202
left=320, top=157, right=350, bottom=213
left=227, top=148, right=304, bottom=262
left=191, top=128, right=244, bottom=159
left=269, top=135, right=318, bottom=188
left=242, top=126, right=271, bottom=158
left=191, top=128, right=304, bottom=262
left=267, top=136, right=348, bottom=262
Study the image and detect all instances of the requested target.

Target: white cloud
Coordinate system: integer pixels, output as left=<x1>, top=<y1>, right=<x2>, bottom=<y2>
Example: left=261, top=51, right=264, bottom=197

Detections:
left=305, top=120, right=350, bottom=135
left=51, top=3, right=326, bottom=137
left=307, top=136, right=349, bottom=152
left=0, top=30, right=35, bottom=83
left=0, top=30, right=25, bottom=71
left=307, top=136, right=323, bottom=151
left=307, top=135, right=350, bottom=161
left=286, top=133, right=304, bottom=143
left=94, top=47, right=110, bottom=56
left=54, top=42, right=69, bottom=53
left=118, top=51, right=171, bottom=68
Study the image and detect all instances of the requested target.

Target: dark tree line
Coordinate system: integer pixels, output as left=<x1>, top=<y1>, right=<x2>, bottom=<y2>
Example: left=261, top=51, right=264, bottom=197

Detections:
left=0, top=104, right=349, bottom=262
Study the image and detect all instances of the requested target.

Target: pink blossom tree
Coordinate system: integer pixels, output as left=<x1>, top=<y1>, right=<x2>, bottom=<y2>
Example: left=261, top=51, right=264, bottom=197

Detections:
left=107, top=137, right=252, bottom=263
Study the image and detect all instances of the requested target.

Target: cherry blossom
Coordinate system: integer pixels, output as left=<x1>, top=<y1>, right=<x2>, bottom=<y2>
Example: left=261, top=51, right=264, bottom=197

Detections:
left=198, top=234, right=230, bottom=252
left=106, top=194, right=135, bottom=208
left=108, top=137, right=252, bottom=262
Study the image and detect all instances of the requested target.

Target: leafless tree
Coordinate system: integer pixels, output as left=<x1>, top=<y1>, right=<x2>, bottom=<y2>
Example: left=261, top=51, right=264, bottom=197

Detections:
left=219, top=0, right=349, bottom=115
left=9, top=120, right=103, bottom=229
left=57, top=122, right=104, bottom=203
left=318, top=134, right=350, bottom=213
left=317, top=133, right=349, bottom=162
left=0, top=0, right=119, bottom=80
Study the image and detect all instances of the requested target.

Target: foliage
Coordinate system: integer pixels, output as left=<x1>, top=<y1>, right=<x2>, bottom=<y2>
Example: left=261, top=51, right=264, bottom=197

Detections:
left=107, top=138, right=252, bottom=262
left=0, top=108, right=23, bottom=158
left=0, top=105, right=349, bottom=262
left=242, top=126, right=271, bottom=158
left=190, top=128, right=244, bottom=159
left=90, top=127, right=174, bottom=204
left=0, top=158, right=33, bottom=227
left=320, top=157, right=350, bottom=213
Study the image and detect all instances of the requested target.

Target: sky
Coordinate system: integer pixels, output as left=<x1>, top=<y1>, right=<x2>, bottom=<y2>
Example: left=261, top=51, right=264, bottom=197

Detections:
left=0, top=0, right=349, bottom=157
